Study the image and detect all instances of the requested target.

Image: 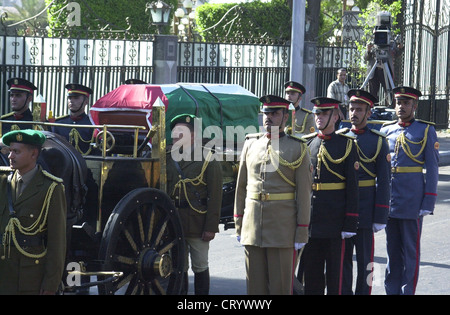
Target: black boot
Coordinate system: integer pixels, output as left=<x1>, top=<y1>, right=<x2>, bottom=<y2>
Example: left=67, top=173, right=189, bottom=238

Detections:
left=180, top=272, right=189, bottom=295
left=194, top=268, right=210, bottom=295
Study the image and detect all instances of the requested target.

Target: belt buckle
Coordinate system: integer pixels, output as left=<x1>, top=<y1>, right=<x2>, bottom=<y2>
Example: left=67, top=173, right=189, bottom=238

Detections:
left=391, top=167, right=396, bottom=173
left=312, top=183, right=317, bottom=190
left=260, top=193, right=270, bottom=201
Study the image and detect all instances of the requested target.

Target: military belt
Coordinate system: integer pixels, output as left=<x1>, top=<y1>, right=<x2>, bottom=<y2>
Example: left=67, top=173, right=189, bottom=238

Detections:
left=391, top=166, right=423, bottom=173
left=249, top=192, right=295, bottom=201
left=312, top=182, right=346, bottom=191
left=359, top=179, right=376, bottom=187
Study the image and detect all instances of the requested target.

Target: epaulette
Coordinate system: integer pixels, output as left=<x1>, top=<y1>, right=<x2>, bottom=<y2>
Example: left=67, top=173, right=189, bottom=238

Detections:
left=0, top=166, right=13, bottom=173
left=287, top=133, right=307, bottom=143
left=381, top=120, right=397, bottom=127
left=301, top=132, right=317, bottom=140
left=42, top=170, right=64, bottom=183
left=416, top=119, right=435, bottom=125
left=0, top=112, right=14, bottom=119
left=300, top=107, right=312, bottom=114
left=370, top=128, right=387, bottom=137
left=245, top=132, right=264, bottom=140
left=338, top=132, right=356, bottom=140
left=55, top=114, right=70, bottom=121
left=335, top=127, right=350, bottom=135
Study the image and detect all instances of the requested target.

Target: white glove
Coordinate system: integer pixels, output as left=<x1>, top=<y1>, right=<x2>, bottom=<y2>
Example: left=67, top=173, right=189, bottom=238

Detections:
left=372, top=223, right=386, bottom=233
left=341, top=231, right=356, bottom=239
left=419, top=210, right=432, bottom=216
left=294, top=243, right=305, bottom=250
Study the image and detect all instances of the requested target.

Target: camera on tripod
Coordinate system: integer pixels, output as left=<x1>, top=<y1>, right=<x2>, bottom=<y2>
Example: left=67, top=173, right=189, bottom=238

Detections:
left=372, top=11, right=393, bottom=61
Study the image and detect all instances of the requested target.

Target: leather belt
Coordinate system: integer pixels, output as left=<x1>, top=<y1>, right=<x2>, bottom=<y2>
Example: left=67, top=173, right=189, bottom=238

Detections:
left=391, top=166, right=423, bottom=173
left=359, top=179, right=376, bottom=187
left=249, top=192, right=295, bottom=201
left=312, top=182, right=346, bottom=191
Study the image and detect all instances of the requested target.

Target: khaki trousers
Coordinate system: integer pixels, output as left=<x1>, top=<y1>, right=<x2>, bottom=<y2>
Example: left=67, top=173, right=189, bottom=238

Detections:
left=184, top=237, right=210, bottom=273
left=244, top=245, right=295, bottom=295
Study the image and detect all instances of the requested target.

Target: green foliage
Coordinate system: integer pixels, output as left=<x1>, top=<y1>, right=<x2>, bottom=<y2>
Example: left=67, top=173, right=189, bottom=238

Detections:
left=195, top=0, right=291, bottom=43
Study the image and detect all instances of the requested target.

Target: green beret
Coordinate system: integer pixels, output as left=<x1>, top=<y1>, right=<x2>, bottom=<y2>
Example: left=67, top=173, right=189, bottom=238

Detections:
left=2, top=129, right=46, bottom=146
left=170, top=114, right=197, bottom=130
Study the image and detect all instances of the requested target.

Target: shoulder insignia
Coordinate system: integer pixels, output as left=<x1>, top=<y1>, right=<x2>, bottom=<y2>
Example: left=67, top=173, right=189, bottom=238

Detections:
left=0, top=112, right=14, bottom=119
left=300, top=108, right=312, bottom=114
left=370, top=128, right=387, bottom=137
left=42, top=170, right=64, bottom=183
left=287, top=133, right=306, bottom=143
left=245, top=132, right=264, bottom=140
left=0, top=166, right=13, bottom=172
left=336, top=127, right=350, bottom=135
left=55, top=114, right=70, bottom=121
left=301, top=132, right=318, bottom=140
left=416, top=119, right=435, bottom=125
left=381, top=120, right=397, bottom=127
left=338, top=133, right=356, bottom=140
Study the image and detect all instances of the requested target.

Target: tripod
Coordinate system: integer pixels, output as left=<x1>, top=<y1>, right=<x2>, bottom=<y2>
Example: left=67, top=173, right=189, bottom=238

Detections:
left=361, top=49, right=395, bottom=106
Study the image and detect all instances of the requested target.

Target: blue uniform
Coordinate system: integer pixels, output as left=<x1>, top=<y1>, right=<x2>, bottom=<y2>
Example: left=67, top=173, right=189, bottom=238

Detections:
left=380, top=118, right=439, bottom=295
left=341, top=126, right=391, bottom=295
left=52, top=113, right=94, bottom=154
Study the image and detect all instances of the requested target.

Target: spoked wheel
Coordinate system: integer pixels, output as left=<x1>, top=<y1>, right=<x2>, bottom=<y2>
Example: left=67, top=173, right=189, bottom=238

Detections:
left=98, top=188, right=185, bottom=295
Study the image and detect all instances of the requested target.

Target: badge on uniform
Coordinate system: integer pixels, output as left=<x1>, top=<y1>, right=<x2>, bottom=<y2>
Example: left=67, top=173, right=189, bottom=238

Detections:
left=386, top=153, right=391, bottom=162
left=434, top=142, right=440, bottom=150
left=354, top=161, right=360, bottom=170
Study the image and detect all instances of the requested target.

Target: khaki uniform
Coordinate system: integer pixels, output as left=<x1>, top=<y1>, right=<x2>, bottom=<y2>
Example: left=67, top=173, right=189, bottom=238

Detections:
left=0, top=165, right=67, bottom=294
left=234, top=133, right=312, bottom=294
left=294, top=107, right=315, bottom=135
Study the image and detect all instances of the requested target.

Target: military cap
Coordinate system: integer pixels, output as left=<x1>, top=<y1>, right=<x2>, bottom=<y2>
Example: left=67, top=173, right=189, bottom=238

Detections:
left=2, top=129, right=46, bottom=147
left=170, top=113, right=197, bottom=130
left=65, top=83, right=93, bottom=97
left=284, top=81, right=306, bottom=95
left=393, top=86, right=422, bottom=100
left=7, top=78, right=37, bottom=94
left=347, top=89, right=378, bottom=108
left=124, top=79, right=147, bottom=85
left=310, top=97, right=340, bottom=113
left=259, top=95, right=291, bottom=113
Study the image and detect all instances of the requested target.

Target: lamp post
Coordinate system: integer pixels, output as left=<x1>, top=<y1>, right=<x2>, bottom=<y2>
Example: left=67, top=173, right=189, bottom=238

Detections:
left=146, top=0, right=172, bottom=34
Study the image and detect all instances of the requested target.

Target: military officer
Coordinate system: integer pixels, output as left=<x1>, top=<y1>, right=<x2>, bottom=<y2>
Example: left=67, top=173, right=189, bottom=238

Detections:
left=166, top=114, right=223, bottom=295
left=0, top=129, right=67, bottom=295
left=234, top=95, right=312, bottom=295
left=52, top=83, right=95, bottom=155
left=340, top=89, right=390, bottom=295
left=301, top=97, right=359, bottom=295
left=380, top=86, right=439, bottom=295
left=284, top=81, right=315, bottom=135
left=1, top=78, right=37, bottom=135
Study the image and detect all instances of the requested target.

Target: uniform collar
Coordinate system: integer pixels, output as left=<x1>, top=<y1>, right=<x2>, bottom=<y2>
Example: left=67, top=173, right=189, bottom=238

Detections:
left=318, top=132, right=333, bottom=140
left=351, top=125, right=368, bottom=135
left=266, top=131, right=286, bottom=139
left=398, top=118, right=415, bottom=128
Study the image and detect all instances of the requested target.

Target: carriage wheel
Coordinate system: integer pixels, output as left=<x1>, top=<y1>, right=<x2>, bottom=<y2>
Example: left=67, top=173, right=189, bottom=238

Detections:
left=95, top=130, right=115, bottom=153
left=98, top=188, right=185, bottom=295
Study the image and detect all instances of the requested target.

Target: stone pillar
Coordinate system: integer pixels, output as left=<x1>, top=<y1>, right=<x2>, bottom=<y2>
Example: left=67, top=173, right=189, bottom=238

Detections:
left=153, top=35, right=178, bottom=84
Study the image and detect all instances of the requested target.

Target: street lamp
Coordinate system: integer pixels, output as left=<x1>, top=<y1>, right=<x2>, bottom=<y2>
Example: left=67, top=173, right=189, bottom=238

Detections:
left=146, top=0, right=172, bottom=34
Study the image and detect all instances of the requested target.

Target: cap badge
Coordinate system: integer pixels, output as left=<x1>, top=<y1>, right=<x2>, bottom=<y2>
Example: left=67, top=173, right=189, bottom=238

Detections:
left=16, top=133, right=23, bottom=142
left=14, top=79, right=18, bottom=85
left=185, top=116, right=191, bottom=123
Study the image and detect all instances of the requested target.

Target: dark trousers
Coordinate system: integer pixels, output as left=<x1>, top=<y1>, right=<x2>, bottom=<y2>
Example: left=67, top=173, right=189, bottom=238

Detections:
left=342, top=228, right=375, bottom=295
left=303, top=237, right=345, bottom=295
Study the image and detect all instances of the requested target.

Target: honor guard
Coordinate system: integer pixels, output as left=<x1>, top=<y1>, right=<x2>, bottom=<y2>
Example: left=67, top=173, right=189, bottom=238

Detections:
left=52, top=84, right=95, bottom=154
left=166, top=114, right=223, bottom=295
left=380, top=86, right=439, bottom=295
left=0, top=130, right=67, bottom=294
left=301, top=97, right=359, bottom=295
left=284, top=81, right=315, bottom=135
left=1, top=78, right=37, bottom=135
left=340, top=89, right=390, bottom=295
left=234, top=95, right=312, bottom=295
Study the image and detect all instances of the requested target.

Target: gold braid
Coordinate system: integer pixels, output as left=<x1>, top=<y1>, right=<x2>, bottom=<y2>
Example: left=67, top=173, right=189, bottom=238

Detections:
left=317, top=138, right=353, bottom=180
left=267, top=142, right=308, bottom=187
left=356, top=136, right=383, bottom=178
left=394, top=124, right=429, bottom=164
left=172, top=150, right=213, bottom=214
left=2, top=182, right=58, bottom=259
left=69, top=128, right=95, bottom=155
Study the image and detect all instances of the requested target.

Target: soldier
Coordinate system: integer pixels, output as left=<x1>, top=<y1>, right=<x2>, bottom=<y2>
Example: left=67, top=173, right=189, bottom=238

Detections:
left=166, top=114, right=223, bottom=295
left=340, top=89, right=391, bottom=295
left=380, top=86, right=439, bottom=295
left=301, top=97, right=359, bottom=295
left=52, top=83, right=95, bottom=155
left=0, top=129, right=67, bottom=295
left=284, top=81, right=315, bottom=135
left=1, top=78, right=37, bottom=135
left=234, top=95, right=312, bottom=295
